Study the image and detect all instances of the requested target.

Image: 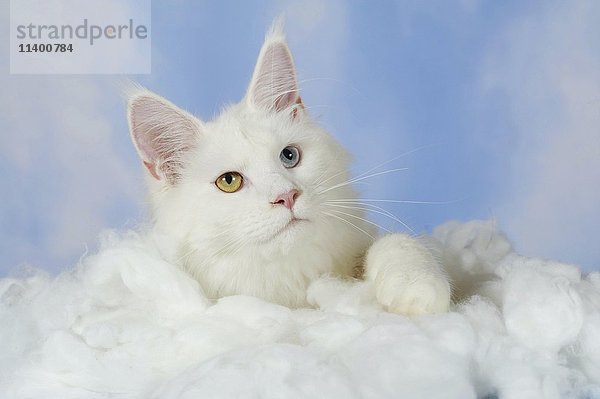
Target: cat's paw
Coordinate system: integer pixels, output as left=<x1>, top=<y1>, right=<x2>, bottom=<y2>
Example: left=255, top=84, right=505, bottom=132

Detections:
left=365, top=234, right=451, bottom=316
left=381, top=273, right=451, bottom=316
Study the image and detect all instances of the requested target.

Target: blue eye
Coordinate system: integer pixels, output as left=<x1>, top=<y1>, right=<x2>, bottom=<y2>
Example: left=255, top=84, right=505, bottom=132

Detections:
left=280, top=146, right=301, bottom=168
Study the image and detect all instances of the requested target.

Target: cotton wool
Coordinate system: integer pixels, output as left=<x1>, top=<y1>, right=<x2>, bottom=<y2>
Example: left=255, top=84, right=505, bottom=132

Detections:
left=1, top=220, right=599, bottom=399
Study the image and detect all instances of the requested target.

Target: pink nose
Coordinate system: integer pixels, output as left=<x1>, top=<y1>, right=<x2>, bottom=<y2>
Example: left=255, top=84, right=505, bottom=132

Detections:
left=272, top=189, right=299, bottom=210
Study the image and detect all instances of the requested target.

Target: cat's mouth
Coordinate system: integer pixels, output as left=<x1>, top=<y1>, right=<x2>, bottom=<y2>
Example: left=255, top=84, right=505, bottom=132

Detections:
left=284, top=216, right=307, bottom=229
left=273, top=216, right=307, bottom=238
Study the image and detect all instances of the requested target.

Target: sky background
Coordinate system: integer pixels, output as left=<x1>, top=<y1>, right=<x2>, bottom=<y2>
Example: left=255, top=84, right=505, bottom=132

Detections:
left=1, top=0, right=599, bottom=275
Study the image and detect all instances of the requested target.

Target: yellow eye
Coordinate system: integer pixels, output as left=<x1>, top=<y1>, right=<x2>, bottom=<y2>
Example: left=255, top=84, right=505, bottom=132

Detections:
left=215, top=172, right=243, bottom=193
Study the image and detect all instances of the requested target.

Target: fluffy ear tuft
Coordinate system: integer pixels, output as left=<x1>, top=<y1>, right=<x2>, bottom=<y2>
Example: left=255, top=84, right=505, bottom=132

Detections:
left=127, top=89, right=199, bottom=184
left=246, top=20, right=303, bottom=116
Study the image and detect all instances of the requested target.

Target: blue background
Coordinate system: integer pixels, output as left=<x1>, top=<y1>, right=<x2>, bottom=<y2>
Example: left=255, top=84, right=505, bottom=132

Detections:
left=1, top=1, right=599, bottom=274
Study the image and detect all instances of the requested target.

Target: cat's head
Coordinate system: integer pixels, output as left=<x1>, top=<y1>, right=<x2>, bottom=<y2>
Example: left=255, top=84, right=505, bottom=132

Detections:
left=127, top=24, right=372, bottom=279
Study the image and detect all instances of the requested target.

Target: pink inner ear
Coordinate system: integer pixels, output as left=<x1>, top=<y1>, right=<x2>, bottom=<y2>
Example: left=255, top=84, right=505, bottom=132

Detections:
left=250, top=41, right=300, bottom=112
left=129, top=93, right=200, bottom=184
left=130, top=98, right=160, bottom=163
left=274, top=92, right=297, bottom=113
left=143, top=161, right=161, bottom=180
left=291, top=97, right=304, bottom=119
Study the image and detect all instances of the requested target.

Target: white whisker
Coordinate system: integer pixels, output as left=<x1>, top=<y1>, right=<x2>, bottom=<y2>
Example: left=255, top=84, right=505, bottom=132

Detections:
left=324, top=202, right=414, bottom=233
left=328, top=198, right=459, bottom=205
left=352, top=144, right=438, bottom=181
left=319, top=168, right=408, bottom=195
left=316, top=144, right=435, bottom=191
left=312, top=152, right=345, bottom=188
left=322, top=211, right=375, bottom=240
left=328, top=208, right=392, bottom=234
left=314, top=168, right=347, bottom=189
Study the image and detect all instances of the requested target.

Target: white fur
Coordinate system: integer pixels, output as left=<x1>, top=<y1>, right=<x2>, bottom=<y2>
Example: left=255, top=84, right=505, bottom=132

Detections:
left=365, top=234, right=451, bottom=315
left=127, top=23, right=451, bottom=314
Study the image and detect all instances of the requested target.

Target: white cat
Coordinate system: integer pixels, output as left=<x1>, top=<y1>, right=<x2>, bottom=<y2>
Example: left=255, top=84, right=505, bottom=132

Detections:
left=127, top=23, right=450, bottom=315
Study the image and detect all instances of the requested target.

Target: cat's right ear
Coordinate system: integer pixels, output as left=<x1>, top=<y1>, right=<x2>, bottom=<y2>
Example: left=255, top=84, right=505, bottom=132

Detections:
left=245, top=19, right=304, bottom=117
left=127, top=90, right=200, bottom=184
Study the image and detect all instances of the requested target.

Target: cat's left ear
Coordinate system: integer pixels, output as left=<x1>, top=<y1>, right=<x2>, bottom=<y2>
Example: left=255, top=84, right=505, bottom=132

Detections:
left=127, top=89, right=200, bottom=184
left=246, top=25, right=304, bottom=118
